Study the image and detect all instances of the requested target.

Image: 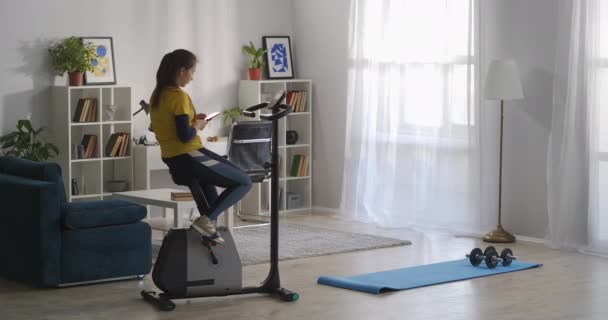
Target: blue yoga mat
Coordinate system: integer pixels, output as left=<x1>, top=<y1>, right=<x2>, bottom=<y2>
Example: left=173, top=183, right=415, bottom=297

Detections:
left=318, top=259, right=542, bottom=294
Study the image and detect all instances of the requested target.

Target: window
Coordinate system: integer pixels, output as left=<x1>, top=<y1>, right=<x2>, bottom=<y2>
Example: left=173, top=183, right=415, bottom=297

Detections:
left=355, top=0, right=476, bottom=137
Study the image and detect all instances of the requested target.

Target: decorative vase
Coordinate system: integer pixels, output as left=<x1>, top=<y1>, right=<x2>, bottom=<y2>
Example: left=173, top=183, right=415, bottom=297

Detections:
left=286, top=130, right=298, bottom=145
left=104, top=105, right=119, bottom=121
left=68, top=71, right=84, bottom=86
left=248, top=68, right=261, bottom=80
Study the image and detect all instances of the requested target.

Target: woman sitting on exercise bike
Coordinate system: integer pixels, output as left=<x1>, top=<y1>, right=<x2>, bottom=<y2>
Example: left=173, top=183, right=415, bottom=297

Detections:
left=149, top=49, right=252, bottom=244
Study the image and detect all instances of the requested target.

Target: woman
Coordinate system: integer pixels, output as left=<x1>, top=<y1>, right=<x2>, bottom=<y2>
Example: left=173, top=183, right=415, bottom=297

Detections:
left=149, top=49, right=252, bottom=244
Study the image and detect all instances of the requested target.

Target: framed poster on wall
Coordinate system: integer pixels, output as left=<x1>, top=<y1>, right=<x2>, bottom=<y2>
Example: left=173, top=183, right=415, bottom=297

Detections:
left=262, top=36, right=294, bottom=79
left=82, top=37, right=116, bottom=85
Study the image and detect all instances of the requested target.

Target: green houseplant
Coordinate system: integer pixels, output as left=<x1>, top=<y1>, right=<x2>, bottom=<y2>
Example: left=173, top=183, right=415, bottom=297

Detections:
left=222, top=107, right=243, bottom=125
left=219, top=107, right=244, bottom=136
left=49, top=36, right=97, bottom=86
left=0, top=118, right=59, bottom=161
left=242, top=41, right=267, bottom=80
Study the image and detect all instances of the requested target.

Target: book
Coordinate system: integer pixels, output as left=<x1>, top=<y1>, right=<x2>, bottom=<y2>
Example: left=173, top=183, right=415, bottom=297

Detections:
left=105, top=134, right=118, bottom=157
left=71, top=178, right=79, bottom=196
left=119, top=133, right=130, bottom=156
left=171, top=192, right=193, bottom=201
left=72, top=99, right=86, bottom=122
left=110, top=134, right=123, bottom=157
left=290, top=154, right=301, bottom=177
left=298, top=155, right=308, bottom=177
left=86, top=135, right=97, bottom=158
left=80, top=100, right=89, bottom=122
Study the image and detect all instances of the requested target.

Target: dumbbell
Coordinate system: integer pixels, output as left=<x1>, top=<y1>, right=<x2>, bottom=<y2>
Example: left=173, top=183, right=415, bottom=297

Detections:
left=500, top=248, right=518, bottom=266
left=466, top=247, right=503, bottom=269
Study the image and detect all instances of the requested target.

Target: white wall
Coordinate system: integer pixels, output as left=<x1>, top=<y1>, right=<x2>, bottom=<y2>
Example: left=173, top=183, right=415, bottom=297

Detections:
left=0, top=0, right=560, bottom=238
left=292, top=0, right=559, bottom=238
left=480, top=0, right=558, bottom=238
left=0, top=0, right=292, bottom=137
left=292, top=0, right=351, bottom=211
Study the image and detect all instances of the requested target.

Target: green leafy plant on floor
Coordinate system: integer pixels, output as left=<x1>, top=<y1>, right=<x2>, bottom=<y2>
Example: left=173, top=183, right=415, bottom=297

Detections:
left=0, top=119, right=59, bottom=161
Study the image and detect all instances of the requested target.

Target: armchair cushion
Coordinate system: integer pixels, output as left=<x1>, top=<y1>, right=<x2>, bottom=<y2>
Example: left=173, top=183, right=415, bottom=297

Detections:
left=63, top=200, right=147, bottom=229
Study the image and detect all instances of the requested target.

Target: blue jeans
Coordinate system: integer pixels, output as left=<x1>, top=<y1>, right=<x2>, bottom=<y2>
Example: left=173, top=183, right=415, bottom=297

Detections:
left=162, top=148, right=252, bottom=221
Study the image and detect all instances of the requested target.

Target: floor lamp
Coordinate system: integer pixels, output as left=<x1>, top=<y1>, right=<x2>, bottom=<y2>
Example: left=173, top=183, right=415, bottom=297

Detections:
left=483, top=59, right=524, bottom=243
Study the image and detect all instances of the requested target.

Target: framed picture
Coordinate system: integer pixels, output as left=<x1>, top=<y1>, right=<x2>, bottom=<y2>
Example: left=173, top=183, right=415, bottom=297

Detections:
left=82, top=37, right=116, bottom=85
left=262, top=36, right=294, bottom=79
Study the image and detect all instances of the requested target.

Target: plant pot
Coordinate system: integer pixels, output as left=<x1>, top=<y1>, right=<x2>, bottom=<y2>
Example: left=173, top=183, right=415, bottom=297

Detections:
left=248, top=68, right=262, bottom=80
left=68, top=71, right=84, bottom=86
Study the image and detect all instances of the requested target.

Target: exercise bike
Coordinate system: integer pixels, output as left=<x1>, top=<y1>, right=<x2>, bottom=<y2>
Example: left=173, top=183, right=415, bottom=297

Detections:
left=141, top=92, right=299, bottom=311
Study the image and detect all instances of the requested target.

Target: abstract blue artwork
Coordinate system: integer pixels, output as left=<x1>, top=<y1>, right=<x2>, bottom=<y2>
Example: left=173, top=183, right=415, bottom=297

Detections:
left=263, top=36, right=294, bottom=79
left=270, top=43, right=289, bottom=72
left=82, top=37, right=116, bottom=85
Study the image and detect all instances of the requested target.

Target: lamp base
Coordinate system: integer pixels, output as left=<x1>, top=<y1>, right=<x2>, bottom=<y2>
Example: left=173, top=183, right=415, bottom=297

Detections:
left=483, top=224, right=515, bottom=243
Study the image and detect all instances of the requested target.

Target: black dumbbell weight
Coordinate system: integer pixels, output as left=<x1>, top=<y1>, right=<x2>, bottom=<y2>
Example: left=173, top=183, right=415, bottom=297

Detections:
left=484, top=249, right=501, bottom=269
left=467, top=248, right=484, bottom=266
left=466, top=248, right=503, bottom=269
left=484, top=246, right=496, bottom=256
left=500, top=248, right=517, bottom=266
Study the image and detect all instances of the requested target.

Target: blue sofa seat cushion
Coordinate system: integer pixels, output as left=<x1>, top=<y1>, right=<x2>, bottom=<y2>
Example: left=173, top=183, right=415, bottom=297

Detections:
left=63, top=200, right=147, bottom=229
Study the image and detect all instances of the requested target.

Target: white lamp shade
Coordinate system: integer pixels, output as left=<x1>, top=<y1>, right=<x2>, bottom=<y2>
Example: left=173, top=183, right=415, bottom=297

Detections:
left=484, top=59, right=524, bottom=100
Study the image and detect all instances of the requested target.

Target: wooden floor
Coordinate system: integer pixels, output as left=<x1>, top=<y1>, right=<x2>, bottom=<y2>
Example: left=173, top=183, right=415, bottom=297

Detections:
left=2, top=213, right=608, bottom=320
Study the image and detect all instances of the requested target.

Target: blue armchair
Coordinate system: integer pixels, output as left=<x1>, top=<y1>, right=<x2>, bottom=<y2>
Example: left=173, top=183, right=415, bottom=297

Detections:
left=0, top=156, right=151, bottom=287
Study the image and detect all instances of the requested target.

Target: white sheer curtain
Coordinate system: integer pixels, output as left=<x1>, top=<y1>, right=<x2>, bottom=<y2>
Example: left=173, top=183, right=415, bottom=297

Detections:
left=341, top=0, right=481, bottom=233
left=547, top=0, right=608, bottom=254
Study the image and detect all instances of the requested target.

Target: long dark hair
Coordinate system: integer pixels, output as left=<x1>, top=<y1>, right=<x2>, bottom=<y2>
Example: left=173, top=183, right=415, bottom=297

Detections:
left=150, top=49, right=197, bottom=107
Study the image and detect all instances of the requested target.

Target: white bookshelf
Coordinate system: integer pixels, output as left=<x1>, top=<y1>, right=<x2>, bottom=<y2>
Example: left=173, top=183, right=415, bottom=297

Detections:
left=50, top=85, right=134, bottom=202
left=238, top=80, right=313, bottom=216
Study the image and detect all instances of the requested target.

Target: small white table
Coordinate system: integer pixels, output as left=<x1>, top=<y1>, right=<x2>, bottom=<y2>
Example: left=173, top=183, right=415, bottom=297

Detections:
left=133, top=137, right=228, bottom=190
left=112, top=188, right=233, bottom=232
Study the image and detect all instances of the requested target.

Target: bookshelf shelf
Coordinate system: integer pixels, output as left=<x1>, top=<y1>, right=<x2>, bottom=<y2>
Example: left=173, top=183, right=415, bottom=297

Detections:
left=50, top=85, right=134, bottom=202
left=72, top=194, right=103, bottom=199
left=280, top=144, right=311, bottom=149
left=71, top=122, right=101, bottom=127
left=103, top=120, right=131, bottom=125
left=238, top=79, right=312, bottom=215
left=72, top=158, right=101, bottom=163
left=281, top=176, right=310, bottom=181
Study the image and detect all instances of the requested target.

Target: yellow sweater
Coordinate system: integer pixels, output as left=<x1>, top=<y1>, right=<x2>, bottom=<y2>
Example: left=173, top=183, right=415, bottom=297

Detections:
left=150, top=87, right=203, bottom=158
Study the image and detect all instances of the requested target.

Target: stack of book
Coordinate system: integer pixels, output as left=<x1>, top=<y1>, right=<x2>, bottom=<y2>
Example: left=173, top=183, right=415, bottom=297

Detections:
left=105, top=132, right=130, bottom=157
left=290, top=154, right=309, bottom=177
left=171, top=192, right=193, bottom=201
left=80, top=134, right=98, bottom=159
left=72, top=98, right=98, bottom=123
left=286, top=91, right=308, bottom=112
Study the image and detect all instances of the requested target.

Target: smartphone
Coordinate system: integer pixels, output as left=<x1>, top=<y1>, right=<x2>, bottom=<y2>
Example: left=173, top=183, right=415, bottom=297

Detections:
left=204, top=111, right=221, bottom=122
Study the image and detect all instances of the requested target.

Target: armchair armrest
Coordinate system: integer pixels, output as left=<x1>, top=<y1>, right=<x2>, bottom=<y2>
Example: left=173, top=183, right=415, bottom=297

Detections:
left=62, top=200, right=147, bottom=229
left=0, top=173, right=62, bottom=286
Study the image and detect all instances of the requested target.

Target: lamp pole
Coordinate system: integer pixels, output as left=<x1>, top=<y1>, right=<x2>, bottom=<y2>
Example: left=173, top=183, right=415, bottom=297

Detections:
left=483, top=99, right=516, bottom=243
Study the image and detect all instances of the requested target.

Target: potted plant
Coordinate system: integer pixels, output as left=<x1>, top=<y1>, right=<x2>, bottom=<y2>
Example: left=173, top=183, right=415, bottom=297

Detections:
left=220, top=107, right=243, bottom=136
left=0, top=117, right=59, bottom=161
left=49, top=36, right=97, bottom=86
left=242, top=41, right=267, bottom=80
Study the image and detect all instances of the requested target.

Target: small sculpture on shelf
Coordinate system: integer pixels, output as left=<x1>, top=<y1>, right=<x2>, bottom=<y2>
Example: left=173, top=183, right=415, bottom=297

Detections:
left=104, top=105, right=119, bottom=121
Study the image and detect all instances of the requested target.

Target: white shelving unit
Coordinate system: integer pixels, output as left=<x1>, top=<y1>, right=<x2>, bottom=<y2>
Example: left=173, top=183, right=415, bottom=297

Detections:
left=238, top=79, right=313, bottom=216
left=50, top=85, right=134, bottom=202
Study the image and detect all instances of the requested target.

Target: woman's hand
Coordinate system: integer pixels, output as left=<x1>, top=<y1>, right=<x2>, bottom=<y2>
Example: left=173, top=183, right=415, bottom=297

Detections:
left=194, top=119, right=207, bottom=131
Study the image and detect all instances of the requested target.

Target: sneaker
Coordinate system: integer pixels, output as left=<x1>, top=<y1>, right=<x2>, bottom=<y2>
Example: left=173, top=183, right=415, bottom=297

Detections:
left=191, top=215, right=225, bottom=244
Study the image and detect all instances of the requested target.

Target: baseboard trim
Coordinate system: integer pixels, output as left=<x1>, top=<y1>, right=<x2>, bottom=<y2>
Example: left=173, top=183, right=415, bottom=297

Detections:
left=312, top=206, right=341, bottom=214
left=57, top=274, right=145, bottom=287
left=514, top=235, right=546, bottom=244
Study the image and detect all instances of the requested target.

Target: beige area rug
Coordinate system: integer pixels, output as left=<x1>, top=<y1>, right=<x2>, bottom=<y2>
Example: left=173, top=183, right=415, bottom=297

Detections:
left=153, top=223, right=411, bottom=266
